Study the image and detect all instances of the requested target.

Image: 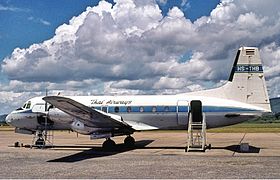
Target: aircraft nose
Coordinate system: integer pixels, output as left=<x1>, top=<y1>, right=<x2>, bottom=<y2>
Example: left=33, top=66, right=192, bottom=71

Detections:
left=5, top=113, right=13, bottom=125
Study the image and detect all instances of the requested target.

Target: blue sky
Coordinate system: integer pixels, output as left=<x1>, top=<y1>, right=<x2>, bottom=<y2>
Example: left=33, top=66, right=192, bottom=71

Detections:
left=0, top=0, right=104, bottom=60
left=0, top=0, right=219, bottom=61
left=0, top=0, right=280, bottom=114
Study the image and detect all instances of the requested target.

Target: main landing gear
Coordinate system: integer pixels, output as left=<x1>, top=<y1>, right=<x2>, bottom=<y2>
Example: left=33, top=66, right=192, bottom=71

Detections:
left=102, top=135, right=135, bottom=150
left=102, top=138, right=116, bottom=150
left=124, top=135, right=135, bottom=147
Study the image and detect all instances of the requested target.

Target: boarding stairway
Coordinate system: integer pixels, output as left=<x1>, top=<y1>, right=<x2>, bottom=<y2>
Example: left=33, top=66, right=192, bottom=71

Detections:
left=32, top=108, right=54, bottom=148
left=186, top=100, right=207, bottom=152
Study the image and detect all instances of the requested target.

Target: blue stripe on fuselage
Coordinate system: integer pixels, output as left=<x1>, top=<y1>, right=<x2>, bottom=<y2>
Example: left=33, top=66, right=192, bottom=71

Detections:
left=90, top=105, right=258, bottom=113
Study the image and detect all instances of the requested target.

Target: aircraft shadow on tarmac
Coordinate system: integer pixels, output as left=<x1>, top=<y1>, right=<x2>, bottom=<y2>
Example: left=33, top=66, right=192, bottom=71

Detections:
left=47, top=140, right=154, bottom=163
left=137, top=145, right=260, bottom=153
left=211, top=145, right=261, bottom=153
left=47, top=142, right=260, bottom=163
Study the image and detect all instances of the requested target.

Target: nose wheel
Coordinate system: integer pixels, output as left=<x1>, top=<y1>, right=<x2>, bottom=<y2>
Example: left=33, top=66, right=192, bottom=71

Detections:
left=34, top=131, right=46, bottom=147
left=35, top=137, right=45, bottom=146
left=124, top=135, right=135, bottom=147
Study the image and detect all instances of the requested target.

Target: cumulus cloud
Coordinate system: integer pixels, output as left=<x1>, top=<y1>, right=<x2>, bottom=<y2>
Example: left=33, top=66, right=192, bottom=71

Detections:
left=1, top=0, right=280, bottom=113
left=260, top=43, right=280, bottom=98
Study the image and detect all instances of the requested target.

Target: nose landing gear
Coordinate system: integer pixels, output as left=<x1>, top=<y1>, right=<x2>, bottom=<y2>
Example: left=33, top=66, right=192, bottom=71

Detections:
left=33, top=131, right=45, bottom=147
left=32, top=130, right=53, bottom=148
left=35, top=137, right=45, bottom=146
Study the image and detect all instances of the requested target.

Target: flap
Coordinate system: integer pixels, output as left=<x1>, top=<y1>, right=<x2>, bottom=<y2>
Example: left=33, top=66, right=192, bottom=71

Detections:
left=124, top=121, right=158, bottom=131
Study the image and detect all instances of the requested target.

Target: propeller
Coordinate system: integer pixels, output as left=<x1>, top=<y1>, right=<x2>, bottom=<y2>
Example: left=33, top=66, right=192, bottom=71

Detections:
left=44, top=89, right=48, bottom=142
left=45, top=89, right=48, bottom=112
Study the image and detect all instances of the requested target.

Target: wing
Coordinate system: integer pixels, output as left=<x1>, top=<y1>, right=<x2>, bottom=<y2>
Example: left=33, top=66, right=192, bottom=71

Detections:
left=43, top=96, right=131, bottom=129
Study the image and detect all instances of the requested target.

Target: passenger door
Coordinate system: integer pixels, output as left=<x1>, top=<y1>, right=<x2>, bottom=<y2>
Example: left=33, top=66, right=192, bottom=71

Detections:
left=176, top=100, right=189, bottom=125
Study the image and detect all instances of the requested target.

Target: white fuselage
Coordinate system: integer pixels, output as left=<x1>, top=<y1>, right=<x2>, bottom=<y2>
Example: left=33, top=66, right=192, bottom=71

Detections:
left=6, top=93, right=266, bottom=133
left=63, top=94, right=264, bottom=129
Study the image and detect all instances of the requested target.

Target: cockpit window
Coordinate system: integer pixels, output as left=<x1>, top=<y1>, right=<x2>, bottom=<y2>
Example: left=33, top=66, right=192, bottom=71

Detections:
left=20, top=101, right=32, bottom=110
left=26, top=101, right=31, bottom=109
left=22, top=101, right=31, bottom=109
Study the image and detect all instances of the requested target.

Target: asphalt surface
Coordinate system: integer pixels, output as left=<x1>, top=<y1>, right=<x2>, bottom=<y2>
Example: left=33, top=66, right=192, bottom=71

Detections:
left=1, top=130, right=280, bottom=178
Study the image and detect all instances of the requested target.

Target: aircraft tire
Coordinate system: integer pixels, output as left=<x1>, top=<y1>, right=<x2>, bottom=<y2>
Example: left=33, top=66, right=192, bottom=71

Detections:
left=102, top=138, right=116, bottom=150
left=124, top=136, right=135, bottom=148
left=35, top=138, right=45, bottom=146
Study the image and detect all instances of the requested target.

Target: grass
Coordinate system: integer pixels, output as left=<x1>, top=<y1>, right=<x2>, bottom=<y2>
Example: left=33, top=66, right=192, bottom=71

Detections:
left=142, top=122, right=280, bottom=133
left=0, top=125, right=14, bottom=131
left=2, top=122, right=280, bottom=133
left=208, top=123, right=280, bottom=133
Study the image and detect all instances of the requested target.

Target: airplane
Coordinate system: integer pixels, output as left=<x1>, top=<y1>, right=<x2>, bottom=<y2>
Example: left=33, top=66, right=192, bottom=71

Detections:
left=5, top=47, right=271, bottom=149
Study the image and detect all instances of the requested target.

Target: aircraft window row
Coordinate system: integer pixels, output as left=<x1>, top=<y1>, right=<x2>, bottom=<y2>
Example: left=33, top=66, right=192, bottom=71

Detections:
left=91, top=106, right=186, bottom=113
left=89, top=106, right=250, bottom=113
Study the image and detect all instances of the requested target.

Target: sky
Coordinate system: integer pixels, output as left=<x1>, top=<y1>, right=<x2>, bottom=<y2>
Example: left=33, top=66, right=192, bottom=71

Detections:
left=0, top=0, right=280, bottom=114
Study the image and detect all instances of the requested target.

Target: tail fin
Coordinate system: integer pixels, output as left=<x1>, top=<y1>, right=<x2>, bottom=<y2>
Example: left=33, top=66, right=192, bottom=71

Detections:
left=223, top=47, right=271, bottom=111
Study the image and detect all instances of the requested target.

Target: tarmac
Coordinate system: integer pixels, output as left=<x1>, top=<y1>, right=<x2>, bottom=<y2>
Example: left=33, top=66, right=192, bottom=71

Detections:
left=0, top=130, right=280, bottom=178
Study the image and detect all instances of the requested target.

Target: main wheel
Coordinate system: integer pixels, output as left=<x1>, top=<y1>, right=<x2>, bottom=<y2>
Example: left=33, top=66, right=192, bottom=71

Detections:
left=124, top=136, right=135, bottom=148
left=102, top=138, right=116, bottom=150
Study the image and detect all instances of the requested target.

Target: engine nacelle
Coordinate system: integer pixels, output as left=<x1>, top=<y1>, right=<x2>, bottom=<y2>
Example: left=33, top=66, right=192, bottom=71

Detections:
left=48, top=108, right=73, bottom=123
left=71, top=119, right=132, bottom=138
left=71, top=119, right=107, bottom=135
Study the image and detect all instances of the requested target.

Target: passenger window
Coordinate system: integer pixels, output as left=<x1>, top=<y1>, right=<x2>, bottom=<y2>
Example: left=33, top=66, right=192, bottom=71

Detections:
left=152, top=106, right=157, bottom=113
left=114, top=106, right=119, bottom=113
left=164, top=106, right=169, bottom=112
left=127, top=106, right=131, bottom=113
left=139, top=106, right=144, bottom=112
